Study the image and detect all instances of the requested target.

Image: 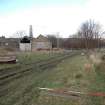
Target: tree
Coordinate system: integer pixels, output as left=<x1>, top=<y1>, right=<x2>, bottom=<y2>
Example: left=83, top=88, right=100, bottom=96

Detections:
left=78, top=20, right=102, bottom=49
left=13, top=30, right=27, bottom=38
left=47, top=35, right=57, bottom=48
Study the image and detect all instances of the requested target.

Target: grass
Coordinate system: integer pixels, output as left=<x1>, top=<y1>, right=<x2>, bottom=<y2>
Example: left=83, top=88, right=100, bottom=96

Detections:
left=84, top=52, right=105, bottom=105
left=0, top=52, right=59, bottom=70
left=0, top=53, right=89, bottom=105
left=1, top=52, right=105, bottom=105
left=88, top=59, right=105, bottom=105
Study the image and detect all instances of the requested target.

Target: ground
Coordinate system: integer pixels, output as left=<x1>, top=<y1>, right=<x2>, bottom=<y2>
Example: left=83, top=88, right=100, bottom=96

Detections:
left=0, top=51, right=105, bottom=105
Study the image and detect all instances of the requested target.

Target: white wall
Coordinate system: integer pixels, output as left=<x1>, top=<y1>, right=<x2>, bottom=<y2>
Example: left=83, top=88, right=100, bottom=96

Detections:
left=19, top=43, right=31, bottom=51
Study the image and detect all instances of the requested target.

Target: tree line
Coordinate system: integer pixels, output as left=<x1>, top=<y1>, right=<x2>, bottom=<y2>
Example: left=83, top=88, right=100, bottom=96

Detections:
left=47, top=19, right=105, bottom=49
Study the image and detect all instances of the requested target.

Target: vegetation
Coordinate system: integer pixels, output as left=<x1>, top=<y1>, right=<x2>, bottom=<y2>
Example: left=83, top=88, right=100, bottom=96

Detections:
left=64, top=20, right=105, bottom=49
left=0, top=52, right=87, bottom=105
left=1, top=51, right=105, bottom=105
left=0, top=52, right=59, bottom=70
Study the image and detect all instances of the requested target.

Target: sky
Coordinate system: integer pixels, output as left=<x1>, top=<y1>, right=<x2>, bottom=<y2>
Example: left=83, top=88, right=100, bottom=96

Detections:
left=0, top=0, right=105, bottom=38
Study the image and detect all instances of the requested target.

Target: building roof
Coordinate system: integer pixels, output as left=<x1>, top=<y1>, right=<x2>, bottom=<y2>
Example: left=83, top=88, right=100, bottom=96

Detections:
left=33, top=34, right=50, bottom=42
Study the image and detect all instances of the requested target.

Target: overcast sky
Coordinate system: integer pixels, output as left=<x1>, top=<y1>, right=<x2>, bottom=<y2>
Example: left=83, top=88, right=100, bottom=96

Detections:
left=0, top=0, right=105, bottom=38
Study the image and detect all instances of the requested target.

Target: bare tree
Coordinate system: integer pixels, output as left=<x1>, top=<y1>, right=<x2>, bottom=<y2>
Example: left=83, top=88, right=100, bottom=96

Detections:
left=78, top=20, right=102, bottom=49
left=13, top=30, right=27, bottom=38
left=47, top=35, right=57, bottom=48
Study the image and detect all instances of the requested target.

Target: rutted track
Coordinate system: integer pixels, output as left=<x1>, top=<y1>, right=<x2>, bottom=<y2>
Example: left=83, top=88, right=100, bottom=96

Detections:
left=0, top=53, right=64, bottom=76
left=0, top=52, right=77, bottom=81
left=0, top=52, right=79, bottom=97
left=0, top=53, right=69, bottom=79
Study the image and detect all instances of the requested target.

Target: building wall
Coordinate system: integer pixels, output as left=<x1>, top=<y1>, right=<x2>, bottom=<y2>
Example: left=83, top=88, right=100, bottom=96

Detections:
left=32, top=41, right=52, bottom=50
left=0, top=37, right=19, bottom=50
left=32, top=35, right=52, bottom=50
left=19, top=43, right=31, bottom=51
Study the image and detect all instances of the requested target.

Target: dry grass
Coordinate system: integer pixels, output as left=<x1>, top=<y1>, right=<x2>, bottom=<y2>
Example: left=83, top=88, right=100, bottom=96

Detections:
left=0, top=52, right=104, bottom=105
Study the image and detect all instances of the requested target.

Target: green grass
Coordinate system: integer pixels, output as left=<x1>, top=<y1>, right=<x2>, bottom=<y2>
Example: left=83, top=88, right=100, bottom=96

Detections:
left=84, top=53, right=105, bottom=105
left=0, top=54, right=89, bottom=105
left=1, top=52, right=105, bottom=105
left=88, top=61, right=105, bottom=105
left=0, top=52, right=59, bottom=70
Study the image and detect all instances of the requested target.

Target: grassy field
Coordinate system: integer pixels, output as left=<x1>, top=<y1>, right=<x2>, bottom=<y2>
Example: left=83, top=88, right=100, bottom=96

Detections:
left=0, top=52, right=105, bottom=105
left=0, top=52, right=59, bottom=70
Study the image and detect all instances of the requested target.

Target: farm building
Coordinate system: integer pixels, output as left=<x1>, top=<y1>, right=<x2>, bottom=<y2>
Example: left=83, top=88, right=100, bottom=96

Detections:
left=0, top=35, right=52, bottom=52
left=19, top=36, right=31, bottom=51
left=19, top=35, right=52, bottom=51
left=0, top=36, right=19, bottom=51
left=32, top=35, right=52, bottom=51
left=0, top=25, right=52, bottom=51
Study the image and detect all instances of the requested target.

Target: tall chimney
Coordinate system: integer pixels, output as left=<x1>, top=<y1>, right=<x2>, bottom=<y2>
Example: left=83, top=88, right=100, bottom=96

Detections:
left=29, top=25, right=33, bottom=39
left=29, top=25, right=33, bottom=51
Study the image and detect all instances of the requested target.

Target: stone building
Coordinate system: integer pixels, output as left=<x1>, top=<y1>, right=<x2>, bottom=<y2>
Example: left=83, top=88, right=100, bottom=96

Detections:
left=32, top=35, right=52, bottom=51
